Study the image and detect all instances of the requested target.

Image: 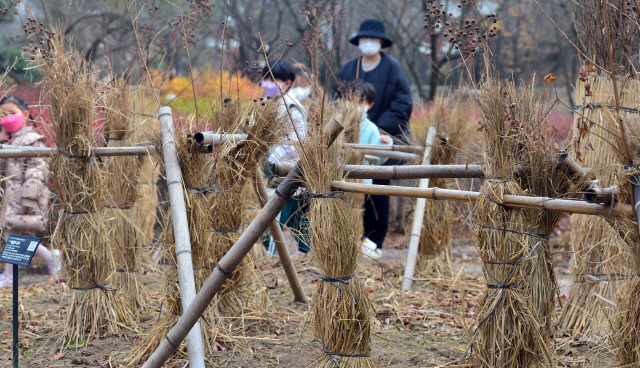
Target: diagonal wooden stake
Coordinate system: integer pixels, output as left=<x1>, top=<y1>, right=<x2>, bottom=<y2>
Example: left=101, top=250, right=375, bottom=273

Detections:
left=253, top=167, right=308, bottom=303
left=142, top=118, right=344, bottom=368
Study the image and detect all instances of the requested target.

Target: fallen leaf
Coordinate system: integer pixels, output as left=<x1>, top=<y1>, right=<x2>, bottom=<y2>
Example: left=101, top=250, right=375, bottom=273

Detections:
left=52, top=352, right=65, bottom=361
left=544, top=74, right=557, bottom=84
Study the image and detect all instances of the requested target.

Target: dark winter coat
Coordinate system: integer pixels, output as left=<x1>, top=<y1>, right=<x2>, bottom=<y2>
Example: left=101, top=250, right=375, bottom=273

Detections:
left=334, top=53, right=413, bottom=139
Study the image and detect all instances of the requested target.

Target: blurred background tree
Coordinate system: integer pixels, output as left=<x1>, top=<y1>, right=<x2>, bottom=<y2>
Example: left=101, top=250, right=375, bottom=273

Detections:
left=0, top=0, right=580, bottom=104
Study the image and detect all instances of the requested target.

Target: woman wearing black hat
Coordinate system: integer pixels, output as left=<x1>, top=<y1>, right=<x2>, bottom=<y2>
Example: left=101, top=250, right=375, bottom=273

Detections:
left=334, top=18, right=413, bottom=256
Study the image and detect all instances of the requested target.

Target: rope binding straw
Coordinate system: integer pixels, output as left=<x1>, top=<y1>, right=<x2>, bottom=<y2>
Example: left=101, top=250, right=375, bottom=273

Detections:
left=307, top=270, right=357, bottom=305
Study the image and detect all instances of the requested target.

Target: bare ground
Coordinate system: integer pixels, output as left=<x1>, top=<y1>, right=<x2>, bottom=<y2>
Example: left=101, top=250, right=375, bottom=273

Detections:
left=0, top=217, right=616, bottom=367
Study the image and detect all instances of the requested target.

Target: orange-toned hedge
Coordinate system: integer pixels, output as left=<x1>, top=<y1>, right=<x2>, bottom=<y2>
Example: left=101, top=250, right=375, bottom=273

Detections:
left=156, top=67, right=260, bottom=117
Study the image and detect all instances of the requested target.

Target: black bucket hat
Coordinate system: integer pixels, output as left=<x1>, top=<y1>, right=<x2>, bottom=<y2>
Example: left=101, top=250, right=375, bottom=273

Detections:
left=349, top=18, right=393, bottom=48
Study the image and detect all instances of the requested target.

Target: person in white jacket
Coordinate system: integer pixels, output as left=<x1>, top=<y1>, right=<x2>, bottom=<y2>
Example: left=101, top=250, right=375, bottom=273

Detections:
left=261, top=60, right=310, bottom=254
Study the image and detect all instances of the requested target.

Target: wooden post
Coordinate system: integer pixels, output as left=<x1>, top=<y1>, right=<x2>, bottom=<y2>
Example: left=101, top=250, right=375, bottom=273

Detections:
left=253, top=167, right=308, bottom=303
left=141, top=118, right=344, bottom=368
left=158, top=107, right=205, bottom=368
left=402, top=127, right=436, bottom=291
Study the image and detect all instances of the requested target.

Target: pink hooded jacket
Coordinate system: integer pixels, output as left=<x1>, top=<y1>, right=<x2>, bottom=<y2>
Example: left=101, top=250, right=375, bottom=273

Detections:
left=1, top=126, right=51, bottom=234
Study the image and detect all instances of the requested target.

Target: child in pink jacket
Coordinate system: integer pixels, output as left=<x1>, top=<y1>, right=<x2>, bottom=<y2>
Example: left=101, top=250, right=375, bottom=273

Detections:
left=0, top=95, right=59, bottom=286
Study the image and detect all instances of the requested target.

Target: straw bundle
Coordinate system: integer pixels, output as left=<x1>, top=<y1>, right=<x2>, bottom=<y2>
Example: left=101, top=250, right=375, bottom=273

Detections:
left=204, top=98, right=283, bottom=317
left=126, top=99, right=282, bottom=365
left=590, top=77, right=640, bottom=365
left=38, top=32, right=134, bottom=342
left=335, top=97, right=366, bottom=236
left=298, top=111, right=373, bottom=367
left=559, top=77, right=636, bottom=340
left=126, top=116, right=224, bottom=364
left=470, top=78, right=572, bottom=367
left=407, top=95, right=476, bottom=277
left=130, top=86, right=160, bottom=248
left=102, top=80, right=147, bottom=310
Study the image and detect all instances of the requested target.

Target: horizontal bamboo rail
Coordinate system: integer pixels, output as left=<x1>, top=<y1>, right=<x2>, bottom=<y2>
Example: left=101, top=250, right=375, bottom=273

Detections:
left=273, top=159, right=591, bottom=181
left=192, top=132, right=248, bottom=145
left=272, top=163, right=486, bottom=179
left=0, top=145, right=156, bottom=158
left=329, top=181, right=634, bottom=217
left=343, top=142, right=423, bottom=153
left=361, top=149, right=420, bottom=162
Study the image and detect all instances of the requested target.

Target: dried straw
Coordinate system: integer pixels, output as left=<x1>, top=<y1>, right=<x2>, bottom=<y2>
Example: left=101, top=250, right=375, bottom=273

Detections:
left=37, top=32, right=134, bottom=343
left=126, top=99, right=282, bottom=365
left=470, top=77, right=574, bottom=367
left=559, top=76, right=635, bottom=340
left=130, top=86, right=160, bottom=249
left=102, top=79, right=148, bottom=310
left=590, top=77, right=640, bottom=365
left=407, top=95, right=476, bottom=277
left=334, top=96, right=366, bottom=236
left=298, top=107, right=373, bottom=368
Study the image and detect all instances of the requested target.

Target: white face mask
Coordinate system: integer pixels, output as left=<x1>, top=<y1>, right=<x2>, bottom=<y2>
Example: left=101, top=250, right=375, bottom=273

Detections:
left=290, top=86, right=311, bottom=101
left=357, top=105, right=368, bottom=117
left=359, top=38, right=382, bottom=57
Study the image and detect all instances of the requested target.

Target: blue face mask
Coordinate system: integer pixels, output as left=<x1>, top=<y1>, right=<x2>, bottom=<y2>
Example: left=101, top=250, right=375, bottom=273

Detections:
left=261, top=80, right=280, bottom=98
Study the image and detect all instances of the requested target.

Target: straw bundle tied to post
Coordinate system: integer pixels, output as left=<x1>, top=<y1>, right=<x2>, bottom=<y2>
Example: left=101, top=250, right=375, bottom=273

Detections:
left=126, top=99, right=282, bottom=365
left=204, top=97, right=283, bottom=319
left=591, top=78, right=640, bottom=366
left=298, top=106, right=373, bottom=368
left=102, top=79, right=147, bottom=310
left=406, top=95, right=476, bottom=278
left=129, top=86, right=160, bottom=250
left=334, top=94, right=366, bottom=235
left=559, top=77, right=635, bottom=340
left=37, top=32, right=134, bottom=343
left=469, top=77, right=575, bottom=367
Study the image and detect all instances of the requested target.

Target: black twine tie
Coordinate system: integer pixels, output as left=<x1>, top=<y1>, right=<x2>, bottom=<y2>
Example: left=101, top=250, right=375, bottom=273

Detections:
left=311, top=332, right=369, bottom=368
left=214, top=223, right=243, bottom=233
left=307, top=270, right=357, bottom=305
left=294, top=189, right=344, bottom=201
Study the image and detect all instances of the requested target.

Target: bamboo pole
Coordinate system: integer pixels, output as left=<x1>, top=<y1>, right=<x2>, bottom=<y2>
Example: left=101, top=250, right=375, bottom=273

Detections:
left=584, top=186, right=619, bottom=204
left=361, top=149, right=420, bottom=162
left=192, top=132, right=247, bottom=145
left=253, top=167, right=308, bottom=303
left=329, top=181, right=635, bottom=217
left=272, top=159, right=590, bottom=181
left=557, top=152, right=587, bottom=178
left=343, top=142, right=423, bottom=153
left=402, top=127, right=436, bottom=291
left=271, top=163, right=485, bottom=179
left=188, top=136, right=423, bottom=153
left=141, top=118, right=344, bottom=368
left=158, top=107, right=205, bottom=368
left=0, top=145, right=155, bottom=158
